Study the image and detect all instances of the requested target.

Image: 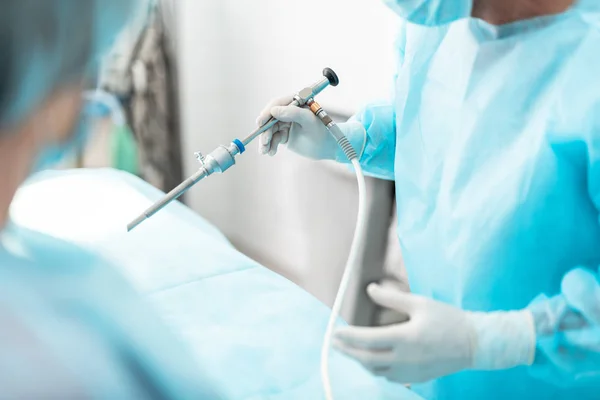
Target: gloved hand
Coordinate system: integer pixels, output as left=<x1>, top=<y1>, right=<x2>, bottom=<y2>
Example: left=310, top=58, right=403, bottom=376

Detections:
left=525, top=268, right=600, bottom=386
left=560, top=267, right=600, bottom=350
left=256, top=95, right=338, bottom=159
left=333, top=283, right=536, bottom=384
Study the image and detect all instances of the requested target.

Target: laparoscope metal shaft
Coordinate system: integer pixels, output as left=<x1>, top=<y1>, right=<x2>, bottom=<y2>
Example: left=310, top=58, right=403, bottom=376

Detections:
left=126, top=168, right=208, bottom=232
left=126, top=68, right=340, bottom=232
left=241, top=118, right=279, bottom=146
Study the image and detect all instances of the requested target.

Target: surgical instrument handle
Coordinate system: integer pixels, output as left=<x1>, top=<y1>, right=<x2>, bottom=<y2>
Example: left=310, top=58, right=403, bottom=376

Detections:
left=241, top=67, right=339, bottom=146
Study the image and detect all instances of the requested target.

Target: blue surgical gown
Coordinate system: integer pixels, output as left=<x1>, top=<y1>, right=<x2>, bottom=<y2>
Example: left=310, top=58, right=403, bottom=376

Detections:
left=0, top=223, right=222, bottom=399
left=339, top=3, right=600, bottom=399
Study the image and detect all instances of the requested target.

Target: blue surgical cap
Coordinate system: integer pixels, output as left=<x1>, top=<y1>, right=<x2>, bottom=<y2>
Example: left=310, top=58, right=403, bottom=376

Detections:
left=0, top=0, right=140, bottom=130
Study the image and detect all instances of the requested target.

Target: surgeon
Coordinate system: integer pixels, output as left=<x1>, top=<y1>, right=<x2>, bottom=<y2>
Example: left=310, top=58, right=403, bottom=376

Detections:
left=0, top=1, right=221, bottom=398
left=257, top=0, right=600, bottom=398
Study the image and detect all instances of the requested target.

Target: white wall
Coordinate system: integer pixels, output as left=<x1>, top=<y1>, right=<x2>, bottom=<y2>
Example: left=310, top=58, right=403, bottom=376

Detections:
left=176, top=0, right=398, bottom=304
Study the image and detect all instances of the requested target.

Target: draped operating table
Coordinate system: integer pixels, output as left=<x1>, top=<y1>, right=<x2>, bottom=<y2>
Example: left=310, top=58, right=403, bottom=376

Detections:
left=9, top=169, right=420, bottom=399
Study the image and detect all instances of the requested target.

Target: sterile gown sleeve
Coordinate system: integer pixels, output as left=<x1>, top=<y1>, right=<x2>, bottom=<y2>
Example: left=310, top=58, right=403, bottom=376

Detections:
left=526, top=109, right=600, bottom=388
left=336, top=104, right=397, bottom=181
left=333, top=24, right=408, bottom=181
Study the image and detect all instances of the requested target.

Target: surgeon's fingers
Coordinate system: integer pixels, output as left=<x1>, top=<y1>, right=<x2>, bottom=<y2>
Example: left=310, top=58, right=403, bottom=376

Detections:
left=562, top=268, right=600, bottom=326
left=333, top=338, right=393, bottom=372
left=256, top=95, right=294, bottom=127
left=256, top=96, right=293, bottom=155
left=259, top=129, right=273, bottom=154
left=562, top=329, right=600, bottom=352
left=334, top=325, right=397, bottom=350
left=258, top=122, right=290, bottom=155
left=367, top=283, right=418, bottom=315
left=559, top=310, right=588, bottom=331
left=268, top=129, right=290, bottom=156
left=270, top=105, right=315, bottom=127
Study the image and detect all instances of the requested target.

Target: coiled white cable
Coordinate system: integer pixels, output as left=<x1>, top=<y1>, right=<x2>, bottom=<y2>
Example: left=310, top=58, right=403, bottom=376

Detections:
left=321, top=158, right=368, bottom=400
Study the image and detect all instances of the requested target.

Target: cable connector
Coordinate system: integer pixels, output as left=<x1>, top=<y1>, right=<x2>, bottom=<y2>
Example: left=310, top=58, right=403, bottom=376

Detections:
left=307, top=99, right=358, bottom=161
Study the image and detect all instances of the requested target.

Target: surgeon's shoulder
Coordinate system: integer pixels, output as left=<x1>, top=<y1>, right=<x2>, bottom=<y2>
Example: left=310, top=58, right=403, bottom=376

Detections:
left=554, top=18, right=600, bottom=130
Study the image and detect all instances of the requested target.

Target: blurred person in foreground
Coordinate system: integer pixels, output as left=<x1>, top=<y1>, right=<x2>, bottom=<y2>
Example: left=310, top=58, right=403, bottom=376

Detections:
left=0, top=1, right=221, bottom=398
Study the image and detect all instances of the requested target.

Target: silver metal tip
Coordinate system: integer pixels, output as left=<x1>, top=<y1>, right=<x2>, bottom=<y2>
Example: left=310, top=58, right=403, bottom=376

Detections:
left=127, top=214, right=147, bottom=232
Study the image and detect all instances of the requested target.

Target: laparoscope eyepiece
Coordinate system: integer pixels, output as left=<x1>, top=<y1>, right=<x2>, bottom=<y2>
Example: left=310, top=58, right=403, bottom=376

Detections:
left=323, top=68, right=339, bottom=87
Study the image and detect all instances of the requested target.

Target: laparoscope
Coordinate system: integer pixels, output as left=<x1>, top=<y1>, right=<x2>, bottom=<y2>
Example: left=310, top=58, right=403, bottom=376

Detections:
left=126, top=68, right=354, bottom=232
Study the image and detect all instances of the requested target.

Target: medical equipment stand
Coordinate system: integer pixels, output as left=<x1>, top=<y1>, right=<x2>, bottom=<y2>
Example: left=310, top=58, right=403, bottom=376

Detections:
left=302, top=98, right=406, bottom=327
left=340, top=187, right=409, bottom=327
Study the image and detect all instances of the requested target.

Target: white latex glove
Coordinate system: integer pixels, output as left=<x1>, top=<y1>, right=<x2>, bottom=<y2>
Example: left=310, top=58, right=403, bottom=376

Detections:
left=333, top=284, right=536, bottom=384
left=256, top=95, right=338, bottom=159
